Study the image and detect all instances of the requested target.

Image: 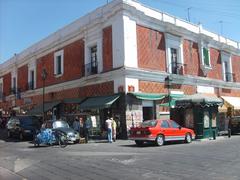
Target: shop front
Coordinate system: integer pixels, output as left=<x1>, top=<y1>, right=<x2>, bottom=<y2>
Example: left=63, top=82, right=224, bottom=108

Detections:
left=126, top=92, right=166, bottom=130
left=79, top=94, right=125, bottom=139
left=175, top=94, right=223, bottom=139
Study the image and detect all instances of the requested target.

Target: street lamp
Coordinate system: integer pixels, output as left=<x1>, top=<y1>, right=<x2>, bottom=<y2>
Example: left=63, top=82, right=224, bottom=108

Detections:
left=41, top=68, right=47, bottom=122
left=165, top=76, right=172, bottom=109
left=129, top=102, right=134, bottom=127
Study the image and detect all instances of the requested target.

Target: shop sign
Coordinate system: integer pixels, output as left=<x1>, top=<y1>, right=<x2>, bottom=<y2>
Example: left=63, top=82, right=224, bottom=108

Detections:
left=128, top=85, right=135, bottom=92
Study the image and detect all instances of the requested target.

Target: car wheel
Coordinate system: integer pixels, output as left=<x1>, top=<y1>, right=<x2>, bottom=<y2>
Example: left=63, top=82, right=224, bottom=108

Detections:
left=135, top=140, right=144, bottom=146
left=7, top=131, right=11, bottom=138
left=155, top=135, right=164, bottom=146
left=185, top=133, right=192, bottom=143
left=19, top=133, right=24, bottom=141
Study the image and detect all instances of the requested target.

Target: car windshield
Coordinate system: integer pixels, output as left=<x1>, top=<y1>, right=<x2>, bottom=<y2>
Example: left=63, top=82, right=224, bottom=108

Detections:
left=19, top=117, right=39, bottom=126
left=52, top=121, right=69, bottom=129
left=141, top=120, right=157, bottom=127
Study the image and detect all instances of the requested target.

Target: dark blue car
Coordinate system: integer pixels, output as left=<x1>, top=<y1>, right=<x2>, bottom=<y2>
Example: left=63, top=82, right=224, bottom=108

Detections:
left=7, top=116, right=41, bottom=140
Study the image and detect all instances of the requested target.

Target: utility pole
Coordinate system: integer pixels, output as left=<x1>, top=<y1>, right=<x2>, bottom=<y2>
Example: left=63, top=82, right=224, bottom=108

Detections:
left=219, top=20, right=223, bottom=35
left=187, top=7, right=192, bottom=22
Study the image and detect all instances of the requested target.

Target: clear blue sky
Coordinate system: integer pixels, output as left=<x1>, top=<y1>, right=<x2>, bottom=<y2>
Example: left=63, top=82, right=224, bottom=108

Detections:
left=0, top=0, right=239, bottom=64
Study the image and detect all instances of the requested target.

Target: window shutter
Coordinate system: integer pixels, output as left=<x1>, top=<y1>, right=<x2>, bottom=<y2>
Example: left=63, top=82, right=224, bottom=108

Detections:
left=203, top=47, right=210, bottom=66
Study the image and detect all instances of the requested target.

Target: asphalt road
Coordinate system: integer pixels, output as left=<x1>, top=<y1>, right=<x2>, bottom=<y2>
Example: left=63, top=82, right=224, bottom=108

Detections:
left=0, top=129, right=240, bottom=180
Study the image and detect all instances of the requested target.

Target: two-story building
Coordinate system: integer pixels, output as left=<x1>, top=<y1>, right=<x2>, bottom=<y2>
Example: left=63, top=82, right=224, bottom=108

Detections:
left=0, top=0, right=240, bottom=139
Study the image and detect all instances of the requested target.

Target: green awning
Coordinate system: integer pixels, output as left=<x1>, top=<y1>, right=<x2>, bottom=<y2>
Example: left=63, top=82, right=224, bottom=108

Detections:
left=159, top=94, right=184, bottom=107
left=63, top=98, right=84, bottom=104
left=129, top=92, right=166, bottom=100
left=175, top=94, right=223, bottom=108
left=79, top=94, right=120, bottom=110
left=28, top=101, right=61, bottom=115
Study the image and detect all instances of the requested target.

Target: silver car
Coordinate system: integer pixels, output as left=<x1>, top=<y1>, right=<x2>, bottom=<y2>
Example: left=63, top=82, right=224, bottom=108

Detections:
left=42, top=120, right=80, bottom=143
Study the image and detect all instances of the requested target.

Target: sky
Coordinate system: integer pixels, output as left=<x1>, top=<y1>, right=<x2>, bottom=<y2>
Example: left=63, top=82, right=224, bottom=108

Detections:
left=0, top=0, right=240, bottom=64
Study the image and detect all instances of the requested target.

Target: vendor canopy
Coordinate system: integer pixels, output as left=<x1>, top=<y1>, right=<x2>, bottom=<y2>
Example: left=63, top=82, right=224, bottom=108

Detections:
left=129, top=92, right=166, bottom=100
left=28, top=101, right=61, bottom=116
left=79, top=94, right=120, bottom=110
left=175, top=94, right=223, bottom=108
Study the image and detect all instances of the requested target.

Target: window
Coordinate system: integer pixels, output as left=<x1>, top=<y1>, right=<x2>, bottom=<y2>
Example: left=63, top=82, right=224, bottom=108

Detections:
left=54, top=50, right=64, bottom=76
left=12, top=77, right=16, bottom=94
left=85, top=46, right=98, bottom=76
left=165, top=33, right=184, bottom=74
left=90, top=46, right=98, bottom=74
left=28, top=70, right=35, bottom=90
left=171, top=120, right=180, bottom=128
left=203, top=47, right=210, bottom=67
left=221, top=52, right=232, bottom=82
left=161, top=120, right=170, bottom=128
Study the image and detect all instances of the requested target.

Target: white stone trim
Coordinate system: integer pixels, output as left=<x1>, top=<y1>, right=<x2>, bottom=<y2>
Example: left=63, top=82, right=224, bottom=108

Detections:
left=125, top=77, right=139, bottom=93
left=54, top=50, right=64, bottom=76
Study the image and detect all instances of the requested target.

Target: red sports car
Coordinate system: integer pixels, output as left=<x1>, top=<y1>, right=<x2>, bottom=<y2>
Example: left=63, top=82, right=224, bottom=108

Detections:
left=129, top=119, right=196, bottom=146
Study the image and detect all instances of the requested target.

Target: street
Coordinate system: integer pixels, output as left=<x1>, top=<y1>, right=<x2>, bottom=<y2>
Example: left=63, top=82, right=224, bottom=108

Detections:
left=0, top=130, right=240, bottom=180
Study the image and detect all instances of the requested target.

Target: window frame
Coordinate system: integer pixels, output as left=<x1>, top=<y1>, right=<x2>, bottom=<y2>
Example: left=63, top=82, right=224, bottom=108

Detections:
left=54, top=50, right=64, bottom=77
left=165, top=33, right=184, bottom=74
left=221, top=52, right=232, bottom=82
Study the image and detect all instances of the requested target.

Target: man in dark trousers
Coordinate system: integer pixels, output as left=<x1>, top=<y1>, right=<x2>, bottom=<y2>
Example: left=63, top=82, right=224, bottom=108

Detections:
left=83, top=118, right=91, bottom=143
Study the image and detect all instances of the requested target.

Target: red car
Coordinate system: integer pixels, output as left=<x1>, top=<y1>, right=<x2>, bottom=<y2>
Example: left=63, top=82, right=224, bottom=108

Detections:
left=129, top=119, right=195, bottom=146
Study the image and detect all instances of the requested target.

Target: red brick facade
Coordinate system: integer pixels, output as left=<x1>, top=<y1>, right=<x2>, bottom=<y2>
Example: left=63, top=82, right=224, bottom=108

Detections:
left=36, top=39, right=85, bottom=88
left=3, top=73, right=11, bottom=96
left=139, top=80, right=196, bottom=95
left=137, top=25, right=166, bottom=71
left=231, top=55, right=240, bottom=82
left=17, top=65, right=28, bottom=92
left=183, top=40, right=203, bottom=76
left=207, top=48, right=223, bottom=80
left=102, top=26, right=113, bottom=72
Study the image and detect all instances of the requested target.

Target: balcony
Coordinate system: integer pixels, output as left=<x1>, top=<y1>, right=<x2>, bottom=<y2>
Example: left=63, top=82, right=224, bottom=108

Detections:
left=10, top=87, right=17, bottom=95
left=84, top=61, right=98, bottom=76
left=225, top=72, right=234, bottom=82
left=9, top=88, right=21, bottom=99
left=27, top=81, right=34, bottom=90
left=171, top=62, right=184, bottom=75
left=0, top=92, right=5, bottom=101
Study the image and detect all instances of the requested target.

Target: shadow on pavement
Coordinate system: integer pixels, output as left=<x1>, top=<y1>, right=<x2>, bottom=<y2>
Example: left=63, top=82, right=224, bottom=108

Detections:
left=0, top=128, right=33, bottom=143
left=120, top=141, right=189, bottom=148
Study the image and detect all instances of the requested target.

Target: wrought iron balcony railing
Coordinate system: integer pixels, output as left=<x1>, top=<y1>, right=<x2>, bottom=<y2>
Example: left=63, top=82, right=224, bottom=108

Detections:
left=84, top=61, right=98, bottom=76
left=27, top=81, right=34, bottom=90
left=225, top=72, right=234, bottom=82
left=171, top=62, right=184, bottom=75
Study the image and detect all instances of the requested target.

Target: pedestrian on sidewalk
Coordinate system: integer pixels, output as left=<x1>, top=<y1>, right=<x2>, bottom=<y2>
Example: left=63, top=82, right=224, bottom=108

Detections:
left=112, top=117, right=117, bottom=142
left=83, top=117, right=91, bottom=143
left=105, top=117, right=113, bottom=143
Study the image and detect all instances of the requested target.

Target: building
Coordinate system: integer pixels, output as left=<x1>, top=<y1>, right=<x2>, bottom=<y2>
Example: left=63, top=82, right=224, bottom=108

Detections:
left=0, top=0, right=240, bottom=139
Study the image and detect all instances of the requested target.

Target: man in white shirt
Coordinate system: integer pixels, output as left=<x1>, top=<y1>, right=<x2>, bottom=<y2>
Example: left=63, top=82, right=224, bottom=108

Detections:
left=105, top=117, right=113, bottom=143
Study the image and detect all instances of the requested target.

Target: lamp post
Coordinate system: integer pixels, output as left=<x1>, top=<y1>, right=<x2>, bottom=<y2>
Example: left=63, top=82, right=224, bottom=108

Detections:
left=129, top=102, right=134, bottom=128
left=165, top=76, right=172, bottom=110
left=41, top=68, right=47, bottom=122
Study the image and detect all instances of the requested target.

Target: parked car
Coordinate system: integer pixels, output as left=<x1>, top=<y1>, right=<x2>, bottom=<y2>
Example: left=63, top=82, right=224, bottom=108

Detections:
left=229, top=116, right=240, bottom=134
left=41, top=120, right=80, bottom=143
left=129, top=119, right=196, bottom=146
left=7, top=116, right=41, bottom=140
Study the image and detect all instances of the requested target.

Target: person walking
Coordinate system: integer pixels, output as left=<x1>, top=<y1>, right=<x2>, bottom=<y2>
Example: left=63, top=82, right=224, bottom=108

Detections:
left=105, top=117, right=113, bottom=143
left=112, top=117, right=117, bottom=142
left=73, top=117, right=80, bottom=132
left=83, top=118, right=91, bottom=143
